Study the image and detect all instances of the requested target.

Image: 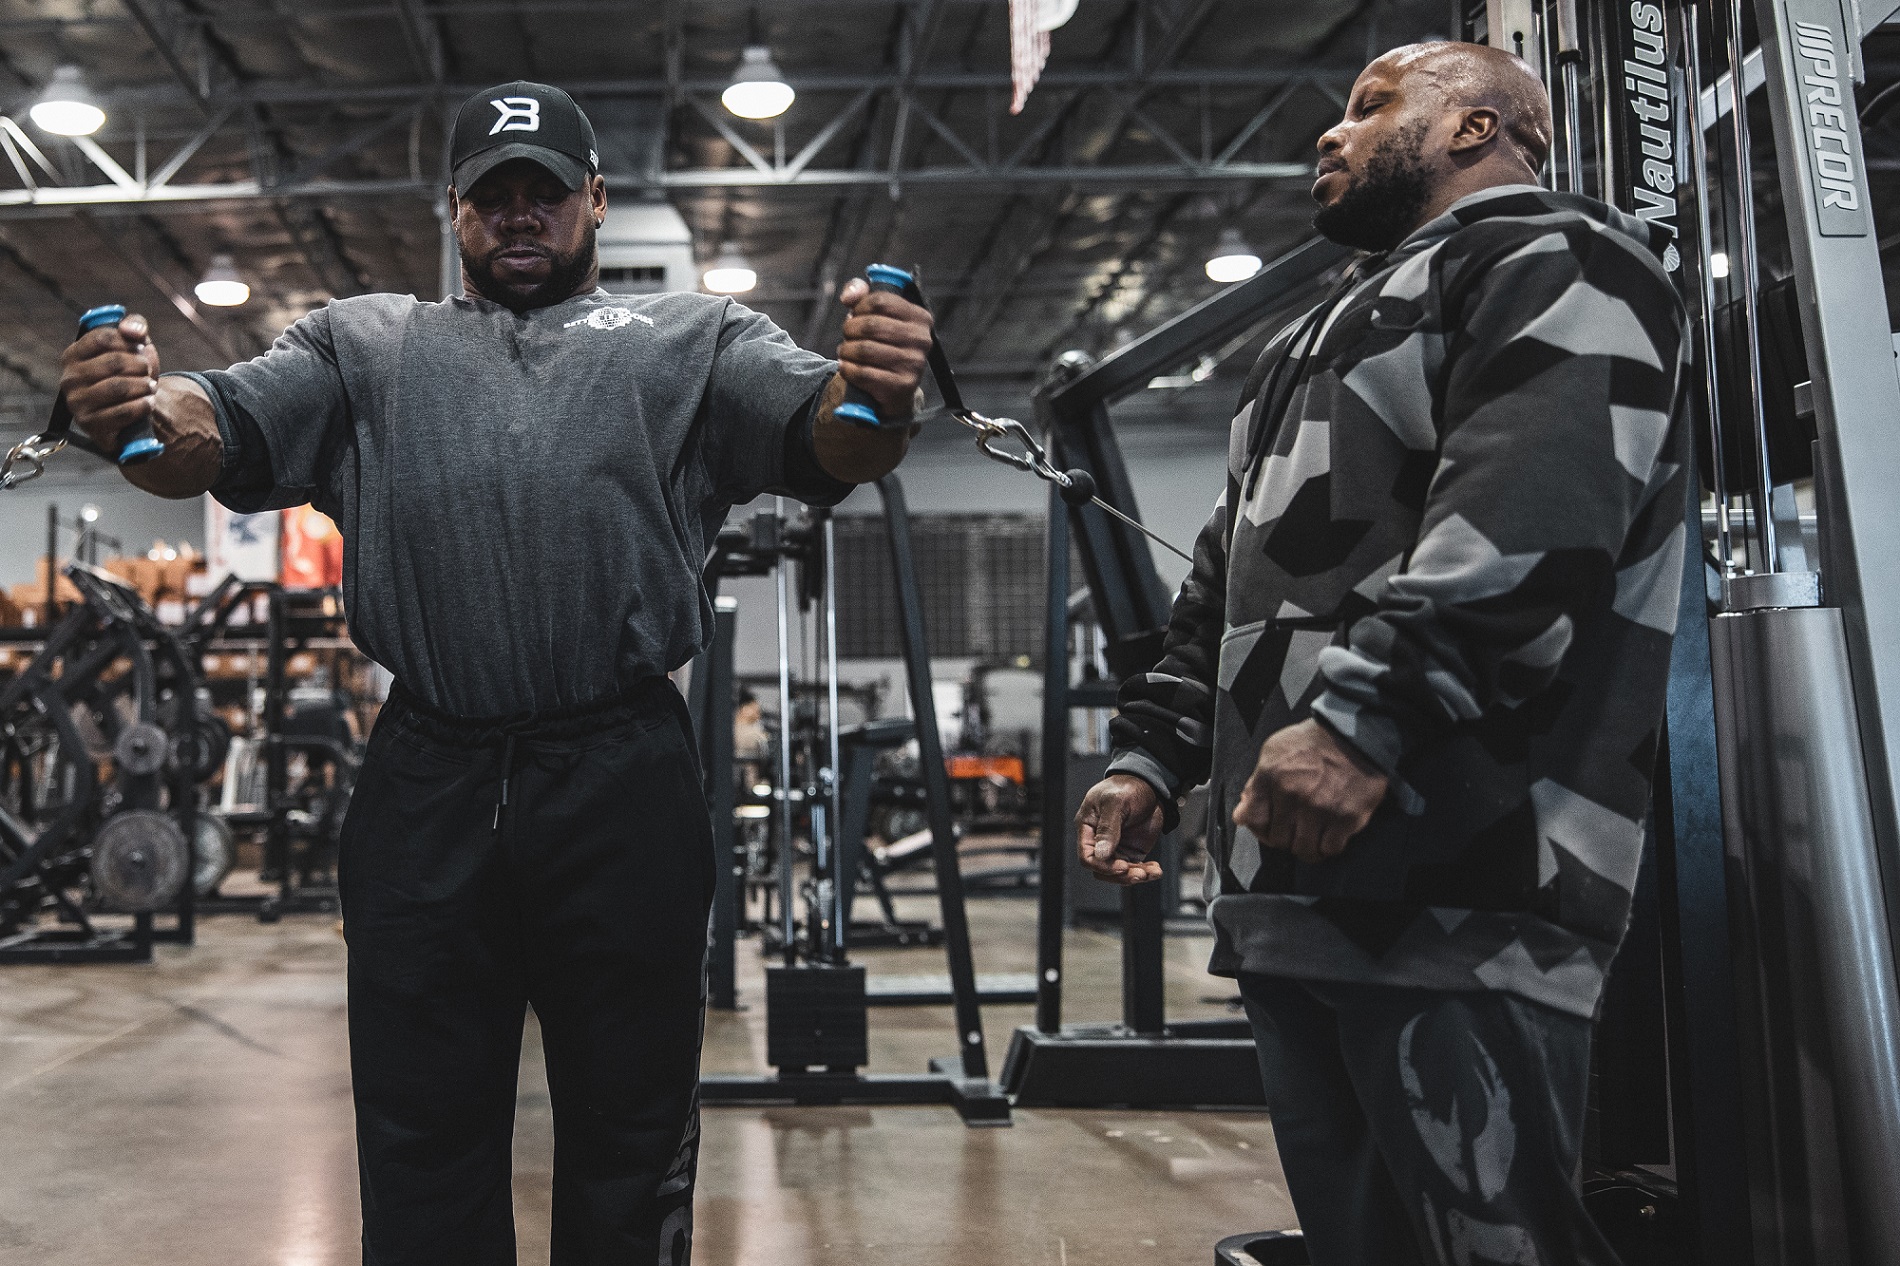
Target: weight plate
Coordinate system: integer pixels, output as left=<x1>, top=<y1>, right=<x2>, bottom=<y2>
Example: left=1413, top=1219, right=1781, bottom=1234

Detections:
left=171, top=712, right=232, bottom=783
left=114, top=722, right=169, bottom=777
left=89, top=809, right=188, bottom=911
left=192, top=813, right=236, bottom=897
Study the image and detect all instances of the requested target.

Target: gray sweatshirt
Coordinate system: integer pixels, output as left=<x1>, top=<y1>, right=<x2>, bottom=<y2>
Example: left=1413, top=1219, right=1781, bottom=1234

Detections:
left=184, top=288, right=844, bottom=717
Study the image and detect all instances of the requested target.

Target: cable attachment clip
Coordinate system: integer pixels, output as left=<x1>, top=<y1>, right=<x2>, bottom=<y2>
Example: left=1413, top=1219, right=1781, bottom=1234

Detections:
left=878, top=261, right=1196, bottom=565
left=0, top=432, right=65, bottom=492
left=947, top=408, right=1190, bottom=563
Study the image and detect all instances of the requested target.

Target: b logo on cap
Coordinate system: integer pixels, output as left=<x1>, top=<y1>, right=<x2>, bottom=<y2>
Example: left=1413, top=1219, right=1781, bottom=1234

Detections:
left=489, top=97, right=541, bottom=135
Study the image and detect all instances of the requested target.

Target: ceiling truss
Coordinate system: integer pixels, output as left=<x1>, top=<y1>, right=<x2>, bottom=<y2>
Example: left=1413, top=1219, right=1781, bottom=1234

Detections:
left=0, top=67, right=1340, bottom=218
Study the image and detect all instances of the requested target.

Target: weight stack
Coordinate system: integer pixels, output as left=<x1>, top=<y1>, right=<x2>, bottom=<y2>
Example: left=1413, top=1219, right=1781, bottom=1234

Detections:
left=765, top=964, right=868, bottom=1073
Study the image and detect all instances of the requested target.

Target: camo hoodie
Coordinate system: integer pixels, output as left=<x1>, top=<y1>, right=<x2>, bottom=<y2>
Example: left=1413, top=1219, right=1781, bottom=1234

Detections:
left=1107, top=185, right=1690, bottom=1020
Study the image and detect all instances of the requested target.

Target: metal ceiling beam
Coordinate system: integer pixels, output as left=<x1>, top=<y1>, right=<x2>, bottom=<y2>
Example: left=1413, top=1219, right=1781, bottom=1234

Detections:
left=886, top=0, right=953, bottom=183
left=279, top=101, right=428, bottom=187
left=798, top=1, right=924, bottom=350
left=390, top=0, right=447, bottom=85
left=935, top=0, right=1232, bottom=354
left=109, top=66, right=1360, bottom=111
left=0, top=227, right=85, bottom=320
left=75, top=212, right=244, bottom=364
left=115, top=0, right=240, bottom=107
left=116, top=0, right=368, bottom=302
left=0, top=159, right=1310, bottom=217
left=1140, top=0, right=1224, bottom=73
left=1037, top=190, right=1198, bottom=362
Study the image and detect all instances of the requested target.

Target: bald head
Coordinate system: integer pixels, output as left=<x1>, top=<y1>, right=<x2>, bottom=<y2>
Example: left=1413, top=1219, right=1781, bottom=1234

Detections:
left=1310, top=40, right=1556, bottom=251
left=1378, top=41, right=1553, bottom=171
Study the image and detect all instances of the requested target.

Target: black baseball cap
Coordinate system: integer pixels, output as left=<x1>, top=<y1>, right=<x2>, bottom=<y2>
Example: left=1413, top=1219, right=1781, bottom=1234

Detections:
left=450, top=80, right=599, bottom=192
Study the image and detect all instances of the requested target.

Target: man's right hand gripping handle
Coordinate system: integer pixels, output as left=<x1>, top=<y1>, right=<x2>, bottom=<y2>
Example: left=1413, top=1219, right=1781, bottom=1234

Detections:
left=59, top=312, right=224, bottom=498
left=1074, top=773, right=1168, bottom=886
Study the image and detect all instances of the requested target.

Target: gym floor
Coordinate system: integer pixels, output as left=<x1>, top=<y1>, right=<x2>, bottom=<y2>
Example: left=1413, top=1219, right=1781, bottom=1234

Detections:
left=0, top=866, right=1294, bottom=1265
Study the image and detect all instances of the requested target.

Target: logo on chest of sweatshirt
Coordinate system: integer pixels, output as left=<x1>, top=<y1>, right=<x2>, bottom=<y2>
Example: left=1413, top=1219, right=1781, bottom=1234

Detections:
left=563, top=306, right=653, bottom=332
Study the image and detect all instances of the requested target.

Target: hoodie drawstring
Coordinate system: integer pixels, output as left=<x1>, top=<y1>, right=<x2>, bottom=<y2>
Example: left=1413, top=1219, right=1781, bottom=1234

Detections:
left=494, top=731, right=518, bottom=833
left=1241, top=254, right=1384, bottom=500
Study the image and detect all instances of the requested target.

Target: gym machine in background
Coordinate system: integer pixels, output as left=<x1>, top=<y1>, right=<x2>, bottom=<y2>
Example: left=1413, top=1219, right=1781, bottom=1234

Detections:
left=0, top=562, right=216, bottom=962
left=183, top=578, right=360, bottom=922
left=1683, top=0, right=1900, bottom=1260
left=1495, top=1, right=1900, bottom=1260
left=1003, top=237, right=1349, bottom=1109
left=692, top=477, right=1011, bottom=1124
left=1209, top=2, right=1900, bottom=1262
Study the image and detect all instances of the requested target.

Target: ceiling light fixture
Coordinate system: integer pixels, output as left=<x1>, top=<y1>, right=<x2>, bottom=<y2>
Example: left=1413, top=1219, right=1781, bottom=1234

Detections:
left=1205, top=228, right=1263, bottom=284
left=722, top=46, right=795, bottom=120
left=30, top=65, right=106, bottom=138
left=1710, top=251, right=1731, bottom=279
left=702, top=243, right=758, bottom=294
left=194, top=254, right=251, bottom=307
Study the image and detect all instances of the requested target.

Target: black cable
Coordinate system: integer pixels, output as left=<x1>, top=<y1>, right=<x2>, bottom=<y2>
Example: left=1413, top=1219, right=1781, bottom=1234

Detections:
left=1861, top=77, right=1900, bottom=127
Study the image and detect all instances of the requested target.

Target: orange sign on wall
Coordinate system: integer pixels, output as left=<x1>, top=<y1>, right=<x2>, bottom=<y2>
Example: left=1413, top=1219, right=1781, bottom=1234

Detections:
left=281, top=505, right=343, bottom=590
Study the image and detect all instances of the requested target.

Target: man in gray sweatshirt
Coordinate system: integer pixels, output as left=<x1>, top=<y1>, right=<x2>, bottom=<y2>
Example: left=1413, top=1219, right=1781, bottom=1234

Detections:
left=1075, top=43, right=1688, bottom=1265
left=59, top=81, right=932, bottom=1266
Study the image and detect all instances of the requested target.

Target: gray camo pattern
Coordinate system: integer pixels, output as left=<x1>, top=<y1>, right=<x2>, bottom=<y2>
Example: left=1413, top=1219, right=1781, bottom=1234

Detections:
left=1108, top=185, right=1691, bottom=1019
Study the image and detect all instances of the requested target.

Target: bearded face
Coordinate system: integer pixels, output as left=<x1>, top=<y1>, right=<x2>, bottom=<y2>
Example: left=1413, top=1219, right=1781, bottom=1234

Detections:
left=460, top=218, right=598, bottom=314
left=1312, top=116, right=1436, bottom=253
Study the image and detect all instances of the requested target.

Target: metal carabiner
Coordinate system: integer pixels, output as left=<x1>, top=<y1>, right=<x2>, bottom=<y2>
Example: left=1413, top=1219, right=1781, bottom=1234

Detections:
left=949, top=407, right=1194, bottom=563
left=0, top=434, right=63, bottom=491
left=967, top=412, right=1048, bottom=476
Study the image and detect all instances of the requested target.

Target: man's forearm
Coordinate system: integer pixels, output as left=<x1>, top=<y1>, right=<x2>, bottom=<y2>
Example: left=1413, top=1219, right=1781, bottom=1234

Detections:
left=811, top=372, right=917, bottom=485
left=124, top=376, right=223, bottom=499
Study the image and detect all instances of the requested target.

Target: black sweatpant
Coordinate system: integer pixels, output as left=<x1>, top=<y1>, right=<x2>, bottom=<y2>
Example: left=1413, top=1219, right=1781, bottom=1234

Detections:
left=338, top=679, right=713, bottom=1266
left=1238, top=974, right=1623, bottom=1266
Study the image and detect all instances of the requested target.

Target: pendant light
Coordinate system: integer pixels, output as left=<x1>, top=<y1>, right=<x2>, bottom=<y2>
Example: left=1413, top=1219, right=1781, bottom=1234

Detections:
left=194, top=254, right=251, bottom=307
left=1205, top=228, right=1263, bottom=283
left=30, top=66, right=106, bottom=137
left=702, top=243, right=758, bottom=294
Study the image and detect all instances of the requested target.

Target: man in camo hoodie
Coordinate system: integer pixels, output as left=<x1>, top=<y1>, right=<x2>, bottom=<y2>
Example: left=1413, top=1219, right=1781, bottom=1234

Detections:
left=1075, top=42, right=1688, bottom=1265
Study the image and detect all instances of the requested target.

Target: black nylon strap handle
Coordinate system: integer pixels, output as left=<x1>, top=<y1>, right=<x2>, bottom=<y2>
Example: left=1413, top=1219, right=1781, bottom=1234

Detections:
left=892, top=273, right=969, bottom=417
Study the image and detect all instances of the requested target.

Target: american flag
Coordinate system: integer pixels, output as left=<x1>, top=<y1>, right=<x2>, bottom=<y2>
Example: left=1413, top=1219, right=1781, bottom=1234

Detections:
left=1009, top=0, right=1051, bottom=115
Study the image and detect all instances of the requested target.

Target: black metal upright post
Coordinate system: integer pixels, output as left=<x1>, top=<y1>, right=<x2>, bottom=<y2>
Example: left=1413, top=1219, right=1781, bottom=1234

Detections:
left=1120, top=882, right=1167, bottom=1036
left=877, top=474, right=990, bottom=1081
left=44, top=503, right=58, bottom=630
left=1035, top=480, right=1071, bottom=1035
left=167, top=746, right=198, bottom=947
left=264, top=588, right=291, bottom=912
left=706, top=600, right=739, bottom=1011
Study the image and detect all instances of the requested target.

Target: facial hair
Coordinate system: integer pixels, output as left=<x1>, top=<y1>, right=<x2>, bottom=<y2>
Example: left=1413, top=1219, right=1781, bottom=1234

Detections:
left=461, top=219, right=597, bottom=313
left=1312, top=118, right=1434, bottom=253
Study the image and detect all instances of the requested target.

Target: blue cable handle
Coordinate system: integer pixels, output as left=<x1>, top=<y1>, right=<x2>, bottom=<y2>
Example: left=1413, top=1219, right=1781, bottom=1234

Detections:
left=77, top=305, right=166, bottom=465
left=833, top=264, right=916, bottom=429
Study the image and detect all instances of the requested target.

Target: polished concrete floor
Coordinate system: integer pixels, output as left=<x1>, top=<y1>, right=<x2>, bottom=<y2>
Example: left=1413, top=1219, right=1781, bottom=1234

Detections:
left=0, top=882, right=1293, bottom=1265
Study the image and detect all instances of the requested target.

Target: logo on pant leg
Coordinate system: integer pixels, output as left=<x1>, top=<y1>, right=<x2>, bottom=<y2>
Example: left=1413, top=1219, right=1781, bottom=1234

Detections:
left=1402, top=1010, right=1547, bottom=1263
left=1398, top=1011, right=1516, bottom=1200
